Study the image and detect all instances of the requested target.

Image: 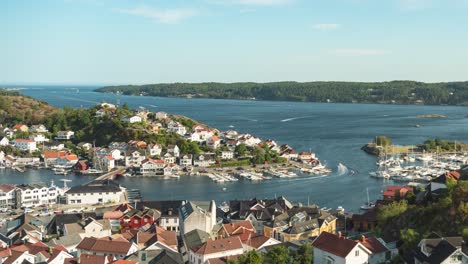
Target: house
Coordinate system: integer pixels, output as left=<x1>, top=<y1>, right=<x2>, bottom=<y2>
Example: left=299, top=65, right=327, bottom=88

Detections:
left=351, top=209, right=378, bottom=232
left=29, top=124, right=48, bottom=133
left=163, top=153, right=176, bottom=165
left=193, top=154, right=215, bottom=167
left=126, top=249, right=183, bottom=264
left=65, top=180, right=126, bottom=205
left=56, top=130, right=75, bottom=140
left=63, top=217, right=112, bottom=239
left=166, top=145, right=180, bottom=157
left=206, top=135, right=221, bottom=149
left=312, top=232, right=390, bottom=264
left=224, top=130, right=238, bottom=140
left=120, top=208, right=156, bottom=230
left=155, top=111, right=168, bottom=119
left=102, top=155, right=115, bottom=171
left=43, top=151, right=68, bottom=166
left=179, top=154, right=193, bottom=167
left=136, top=200, right=184, bottom=232
left=167, top=121, right=187, bottom=136
left=108, top=148, right=123, bottom=160
left=0, top=136, right=9, bottom=146
left=128, top=140, right=147, bottom=149
left=0, top=184, right=16, bottom=209
left=244, top=234, right=281, bottom=251
left=78, top=142, right=93, bottom=151
left=3, top=128, right=14, bottom=138
left=0, top=248, right=36, bottom=263
left=139, top=227, right=178, bottom=252
left=179, top=200, right=217, bottom=235
left=413, top=235, right=467, bottom=264
left=44, top=141, right=65, bottom=150
left=15, top=183, right=58, bottom=208
left=14, top=139, right=37, bottom=152
left=147, top=143, right=162, bottom=157
left=28, top=133, right=48, bottom=143
left=13, top=124, right=29, bottom=132
left=382, top=186, right=414, bottom=201
left=238, top=134, right=261, bottom=147
left=217, top=220, right=256, bottom=243
left=101, top=102, right=116, bottom=109
left=298, top=152, right=316, bottom=161
left=121, top=115, right=142, bottom=124
left=140, top=158, right=165, bottom=176
left=220, top=151, right=234, bottom=160
left=75, top=160, right=89, bottom=171
left=188, top=237, right=244, bottom=264
left=56, top=154, right=79, bottom=167
left=125, top=149, right=146, bottom=168
left=76, top=237, right=138, bottom=259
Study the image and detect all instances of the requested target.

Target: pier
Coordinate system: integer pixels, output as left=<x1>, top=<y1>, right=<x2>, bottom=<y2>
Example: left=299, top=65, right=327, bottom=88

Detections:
left=91, top=168, right=126, bottom=182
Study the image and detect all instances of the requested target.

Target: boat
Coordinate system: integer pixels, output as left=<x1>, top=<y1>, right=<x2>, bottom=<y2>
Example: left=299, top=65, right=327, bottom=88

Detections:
left=360, top=188, right=375, bottom=210
left=81, top=169, right=104, bottom=175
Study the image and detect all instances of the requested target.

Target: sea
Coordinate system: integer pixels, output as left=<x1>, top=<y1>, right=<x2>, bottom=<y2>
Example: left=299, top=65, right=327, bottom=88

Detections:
left=1, top=85, right=467, bottom=212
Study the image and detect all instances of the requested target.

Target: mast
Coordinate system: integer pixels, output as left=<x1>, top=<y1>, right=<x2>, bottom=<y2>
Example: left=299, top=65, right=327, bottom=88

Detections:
left=366, top=188, right=370, bottom=205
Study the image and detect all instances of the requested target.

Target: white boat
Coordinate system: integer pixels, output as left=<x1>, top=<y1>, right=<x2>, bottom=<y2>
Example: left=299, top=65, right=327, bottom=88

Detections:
left=81, top=169, right=104, bottom=175
left=360, top=188, right=375, bottom=210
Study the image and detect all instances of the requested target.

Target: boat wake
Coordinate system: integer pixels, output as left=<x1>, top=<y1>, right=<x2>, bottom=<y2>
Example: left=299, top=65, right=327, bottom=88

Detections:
left=337, top=163, right=349, bottom=176
left=280, top=116, right=313, bottom=122
left=228, top=125, right=235, bottom=128
left=146, top=104, right=158, bottom=108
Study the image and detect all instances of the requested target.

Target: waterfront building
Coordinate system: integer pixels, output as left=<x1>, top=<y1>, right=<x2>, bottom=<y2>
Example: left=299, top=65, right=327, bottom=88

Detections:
left=140, top=158, right=165, bottom=176
left=124, top=149, right=146, bottom=168
left=101, top=155, right=115, bottom=171
left=179, top=154, right=193, bottom=167
left=15, top=183, right=58, bottom=208
left=65, top=180, right=126, bottom=205
left=193, top=154, right=215, bottom=167
left=14, top=139, right=37, bottom=152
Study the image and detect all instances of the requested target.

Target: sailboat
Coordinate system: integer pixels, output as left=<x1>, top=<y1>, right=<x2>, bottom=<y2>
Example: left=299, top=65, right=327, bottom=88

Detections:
left=360, top=188, right=375, bottom=210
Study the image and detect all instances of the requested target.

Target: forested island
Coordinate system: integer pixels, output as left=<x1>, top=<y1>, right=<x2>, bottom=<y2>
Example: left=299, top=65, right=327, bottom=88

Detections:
left=96, top=81, right=468, bottom=106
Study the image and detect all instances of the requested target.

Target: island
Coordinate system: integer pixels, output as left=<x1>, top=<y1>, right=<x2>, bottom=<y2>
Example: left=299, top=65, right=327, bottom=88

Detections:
left=95, top=80, right=468, bottom=106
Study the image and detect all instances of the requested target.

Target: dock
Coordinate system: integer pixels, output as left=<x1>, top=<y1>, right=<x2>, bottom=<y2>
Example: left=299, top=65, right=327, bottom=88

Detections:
left=92, top=168, right=126, bottom=182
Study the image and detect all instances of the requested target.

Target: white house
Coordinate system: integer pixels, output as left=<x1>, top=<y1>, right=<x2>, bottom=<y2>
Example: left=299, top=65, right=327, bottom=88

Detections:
left=167, top=121, right=187, bottom=136
left=179, top=200, right=217, bottom=235
left=108, top=149, right=122, bottom=160
left=16, top=183, right=58, bottom=208
left=124, top=149, right=146, bottom=168
left=206, top=135, right=221, bottom=149
left=238, top=134, right=262, bottom=147
left=414, top=236, right=467, bottom=264
left=0, top=136, right=9, bottom=146
left=167, top=145, right=180, bottom=157
left=188, top=237, right=244, bottom=264
left=29, top=124, right=48, bottom=133
left=121, top=115, right=142, bottom=124
left=29, top=133, right=48, bottom=143
left=147, top=143, right=162, bottom=157
left=163, top=153, right=176, bottom=165
left=220, top=151, right=234, bottom=160
left=56, top=130, right=75, bottom=140
left=140, top=158, right=165, bottom=176
left=65, top=180, right=126, bottom=205
left=64, top=217, right=112, bottom=239
left=193, top=154, right=215, bottom=167
left=0, top=184, right=16, bottom=209
left=179, top=154, right=193, bottom=167
left=312, top=232, right=390, bottom=264
left=155, top=111, right=168, bottom=119
left=14, top=139, right=37, bottom=152
left=101, top=155, right=115, bottom=171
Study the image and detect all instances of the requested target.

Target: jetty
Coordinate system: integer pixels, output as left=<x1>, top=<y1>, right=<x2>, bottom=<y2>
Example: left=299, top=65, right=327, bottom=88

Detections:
left=92, top=168, right=126, bottom=182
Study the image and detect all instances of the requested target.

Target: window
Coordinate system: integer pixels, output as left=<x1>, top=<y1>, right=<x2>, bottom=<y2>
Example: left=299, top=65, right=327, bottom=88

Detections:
left=326, top=256, right=335, bottom=264
left=134, top=219, right=138, bottom=224
left=355, top=250, right=359, bottom=256
left=166, top=218, right=169, bottom=223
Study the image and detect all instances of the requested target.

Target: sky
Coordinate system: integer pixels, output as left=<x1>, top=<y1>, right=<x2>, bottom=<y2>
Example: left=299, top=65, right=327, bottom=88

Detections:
left=2, top=0, right=468, bottom=85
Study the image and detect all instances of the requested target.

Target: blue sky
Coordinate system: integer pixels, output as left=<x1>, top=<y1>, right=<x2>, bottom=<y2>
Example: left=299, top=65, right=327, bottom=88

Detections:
left=2, top=0, right=468, bottom=85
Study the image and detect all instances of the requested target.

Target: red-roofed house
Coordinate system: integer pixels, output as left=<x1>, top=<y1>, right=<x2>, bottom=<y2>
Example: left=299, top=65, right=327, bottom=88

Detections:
left=312, top=232, right=390, bottom=264
left=76, top=237, right=138, bottom=259
left=14, top=139, right=37, bottom=152
left=13, top=124, right=29, bottom=132
left=207, top=135, right=221, bottom=149
left=189, top=237, right=244, bottom=264
left=140, top=158, right=165, bottom=176
left=382, top=186, right=414, bottom=201
left=102, top=155, right=115, bottom=171
left=217, top=220, right=256, bottom=243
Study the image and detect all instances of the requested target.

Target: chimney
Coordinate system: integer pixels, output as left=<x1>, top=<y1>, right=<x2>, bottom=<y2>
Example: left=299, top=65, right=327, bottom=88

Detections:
left=338, top=231, right=342, bottom=239
left=361, top=235, right=366, bottom=242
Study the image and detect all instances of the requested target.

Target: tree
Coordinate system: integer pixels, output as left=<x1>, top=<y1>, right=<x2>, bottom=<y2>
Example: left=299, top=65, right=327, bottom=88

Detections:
left=400, top=228, right=420, bottom=250
left=235, top=143, right=247, bottom=157
left=293, top=243, right=313, bottom=264
left=375, top=136, right=392, bottom=147
left=264, top=246, right=291, bottom=264
left=237, top=250, right=262, bottom=264
left=377, top=200, right=408, bottom=224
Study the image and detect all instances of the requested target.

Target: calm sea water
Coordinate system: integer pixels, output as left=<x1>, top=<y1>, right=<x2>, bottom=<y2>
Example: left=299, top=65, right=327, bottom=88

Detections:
left=1, top=85, right=467, bottom=211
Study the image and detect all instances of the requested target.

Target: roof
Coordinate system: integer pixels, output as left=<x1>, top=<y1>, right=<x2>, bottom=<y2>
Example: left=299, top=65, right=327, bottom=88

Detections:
left=76, top=237, right=133, bottom=255
left=14, top=139, right=35, bottom=143
left=415, top=239, right=460, bottom=264
left=360, top=237, right=388, bottom=254
left=184, top=229, right=211, bottom=250
left=104, top=210, right=124, bottom=219
left=79, top=254, right=110, bottom=264
left=66, top=180, right=121, bottom=194
left=0, top=184, right=16, bottom=193
left=126, top=249, right=183, bottom=264
left=246, top=234, right=274, bottom=249
left=43, top=151, right=68, bottom=159
left=312, top=232, right=360, bottom=258
left=194, top=237, right=243, bottom=255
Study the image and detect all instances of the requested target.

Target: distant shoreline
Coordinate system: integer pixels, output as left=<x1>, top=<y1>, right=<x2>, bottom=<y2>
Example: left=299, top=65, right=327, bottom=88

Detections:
left=94, top=81, right=468, bottom=107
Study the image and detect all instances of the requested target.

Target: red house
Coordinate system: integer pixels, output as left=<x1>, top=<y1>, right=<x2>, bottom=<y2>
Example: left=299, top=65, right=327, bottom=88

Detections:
left=120, top=208, right=156, bottom=230
left=74, top=160, right=89, bottom=171
left=382, top=186, right=414, bottom=201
